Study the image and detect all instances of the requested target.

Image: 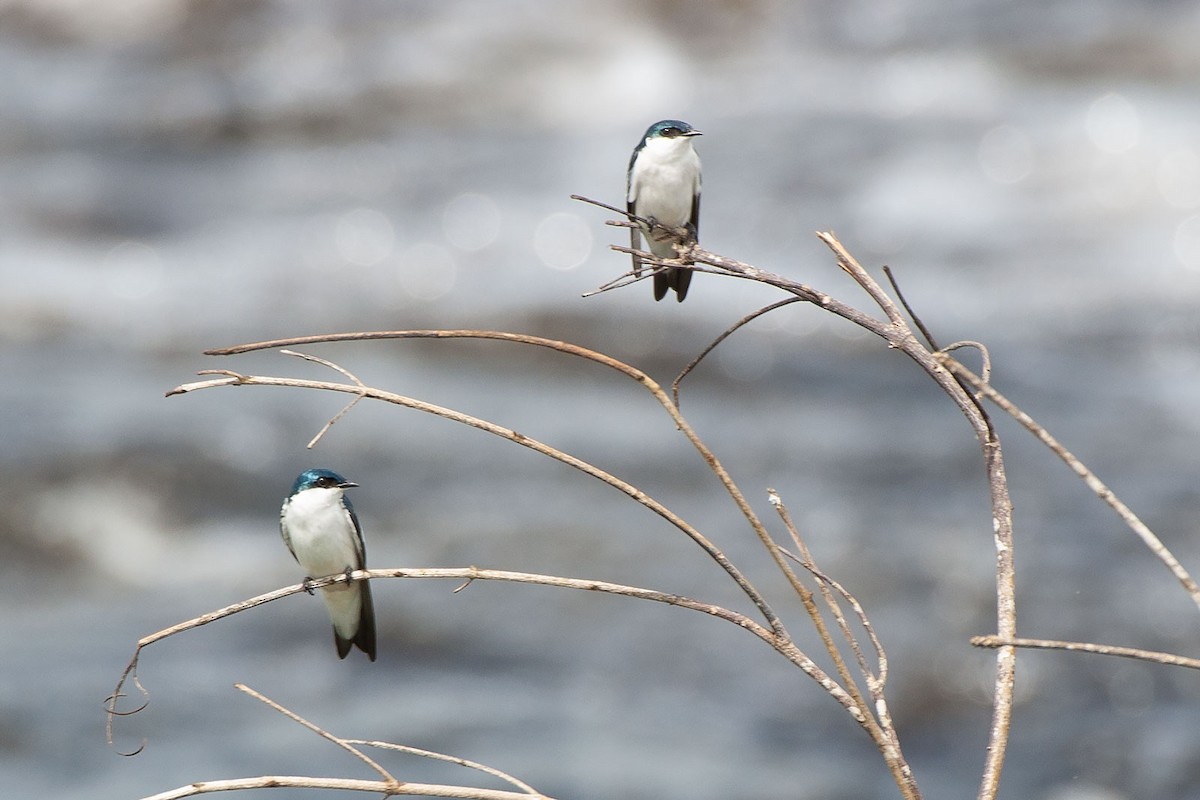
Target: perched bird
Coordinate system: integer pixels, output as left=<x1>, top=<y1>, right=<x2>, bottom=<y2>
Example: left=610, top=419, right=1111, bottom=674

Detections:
left=626, top=119, right=703, bottom=302
left=279, top=468, right=377, bottom=661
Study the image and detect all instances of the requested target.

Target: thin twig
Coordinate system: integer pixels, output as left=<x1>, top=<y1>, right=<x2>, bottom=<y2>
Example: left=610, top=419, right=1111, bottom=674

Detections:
left=581, top=257, right=666, bottom=297
left=140, top=776, right=552, bottom=800
left=942, top=356, right=1200, bottom=612
left=766, top=490, right=883, bottom=719
left=572, top=194, right=700, bottom=255
left=882, top=265, right=939, bottom=351
left=279, top=350, right=368, bottom=448
left=940, top=341, right=992, bottom=388
left=880, top=265, right=992, bottom=422
left=767, top=489, right=909, bottom=792
left=107, top=576, right=358, bottom=744
left=792, top=555, right=890, bottom=690
left=569, top=194, right=637, bottom=222
left=972, top=636, right=1200, bottom=669
left=769, top=490, right=885, bottom=689
left=236, top=684, right=396, bottom=784
left=347, top=740, right=541, bottom=796
left=104, top=667, right=149, bottom=756
left=672, top=299, right=803, bottom=407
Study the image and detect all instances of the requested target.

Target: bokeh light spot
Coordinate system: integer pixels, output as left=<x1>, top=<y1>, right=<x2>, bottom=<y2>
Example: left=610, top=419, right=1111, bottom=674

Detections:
left=533, top=212, right=592, bottom=271
left=978, top=124, right=1034, bottom=184
left=1085, top=93, right=1140, bottom=154
left=443, top=192, right=502, bottom=252
left=1173, top=213, right=1200, bottom=271
left=1158, top=149, right=1200, bottom=210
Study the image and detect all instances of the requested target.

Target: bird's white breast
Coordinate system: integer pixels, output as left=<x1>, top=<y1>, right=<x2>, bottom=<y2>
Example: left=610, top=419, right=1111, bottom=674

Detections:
left=627, top=135, right=701, bottom=229
left=281, top=487, right=361, bottom=580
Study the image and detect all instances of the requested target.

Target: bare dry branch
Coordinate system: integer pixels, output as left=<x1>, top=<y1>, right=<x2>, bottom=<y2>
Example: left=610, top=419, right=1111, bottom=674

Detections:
left=768, top=489, right=908, bottom=791
left=942, top=356, right=1200, bottom=612
left=671, top=299, right=804, bottom=408
left=972, top=636, right=1200, bottom=669
left=765, top=491, right=881, bottom=705
left=769, top=490, right=887, bottom=690
left=110, top=567, right=867, bottom=735
left=108, top=580, right=329, bottom=747
left=134, top=683, right=552, bottom=798
left=278, top=349, right=368, bottom=448
left=569, top=193, right=635, bottom=222
left=881, top=264, right=940, bottom=351
left=580, top=261, right=658, bottom=296
left=140, top=776, right=552, bottom=800
left=939, top=341, right=992, bottom=389
left=347, top=741, right=541, bottom=796
left=236, top=684, right=395, bottom=784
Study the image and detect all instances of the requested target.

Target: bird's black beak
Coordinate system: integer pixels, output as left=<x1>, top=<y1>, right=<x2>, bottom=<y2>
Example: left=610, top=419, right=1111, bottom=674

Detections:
left=339, top=481, right=359, bottom=489
left=684, top=130, right=703, bottom=136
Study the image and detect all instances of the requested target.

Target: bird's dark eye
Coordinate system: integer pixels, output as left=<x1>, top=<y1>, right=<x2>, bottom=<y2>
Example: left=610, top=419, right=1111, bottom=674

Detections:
left=662, top=127, right=680, bottom=137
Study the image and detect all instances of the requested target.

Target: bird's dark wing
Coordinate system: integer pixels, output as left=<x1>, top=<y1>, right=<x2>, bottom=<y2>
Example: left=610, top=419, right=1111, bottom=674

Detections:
left=279, top=502, right=299, bottom=564
left=351, top=579, right=377, bottom=661
left=628, top=197, right=643, bottom=278
left=690, top=187, right=701, bottom=240
left=338, top=494, right=377, bottom=661
left=341, top=496, right=367, bottom=570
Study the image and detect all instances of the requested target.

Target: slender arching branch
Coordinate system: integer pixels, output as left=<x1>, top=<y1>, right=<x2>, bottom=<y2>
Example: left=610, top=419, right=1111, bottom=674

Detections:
left=109, top=567, right=867, bottom=738
left=183, top=338, right=790, bottom=641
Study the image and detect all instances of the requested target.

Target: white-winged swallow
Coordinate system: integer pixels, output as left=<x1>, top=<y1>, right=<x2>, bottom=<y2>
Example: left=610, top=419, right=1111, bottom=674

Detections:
left=279, top=468, right=377, bottom=661
left=626, top=119, right=703, bottom=302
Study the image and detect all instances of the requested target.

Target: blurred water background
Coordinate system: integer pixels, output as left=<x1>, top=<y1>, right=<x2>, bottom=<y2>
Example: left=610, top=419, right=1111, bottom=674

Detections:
left=4, top=1, right=1200, bottom=798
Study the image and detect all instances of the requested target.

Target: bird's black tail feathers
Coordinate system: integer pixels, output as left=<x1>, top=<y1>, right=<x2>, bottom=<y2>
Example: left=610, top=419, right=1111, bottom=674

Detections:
left=334, top=580, right=377, bottom=661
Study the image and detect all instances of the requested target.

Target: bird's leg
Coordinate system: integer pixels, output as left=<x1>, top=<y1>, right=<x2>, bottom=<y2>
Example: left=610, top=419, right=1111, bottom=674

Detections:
left=301, top=577, right=317, bottom=595
left=668, top=223, right=695, bottom=248
left=673, top=223, right=698, bottom=261
left=646, top=215, right=676, bottom=244
left=342, top=565, right=356, bottom=585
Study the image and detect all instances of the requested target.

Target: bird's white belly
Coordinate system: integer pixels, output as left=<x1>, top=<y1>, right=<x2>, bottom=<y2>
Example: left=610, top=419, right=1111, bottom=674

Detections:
left=283, top=495, right=359, bottom=582
left=633, top=167, right=694, bottom=228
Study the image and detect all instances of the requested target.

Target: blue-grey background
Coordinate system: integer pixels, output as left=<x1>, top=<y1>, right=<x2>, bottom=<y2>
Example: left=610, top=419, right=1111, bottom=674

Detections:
left=3, top=1, right=1200, bottom=798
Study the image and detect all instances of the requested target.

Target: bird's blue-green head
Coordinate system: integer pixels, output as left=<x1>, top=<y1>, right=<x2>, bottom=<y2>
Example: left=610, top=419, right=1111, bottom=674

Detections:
left=644, top=119, right=702, bottom=142
left=290, top=468, right=358, bottom=496
left=630, top=119, right=703, bottom=174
